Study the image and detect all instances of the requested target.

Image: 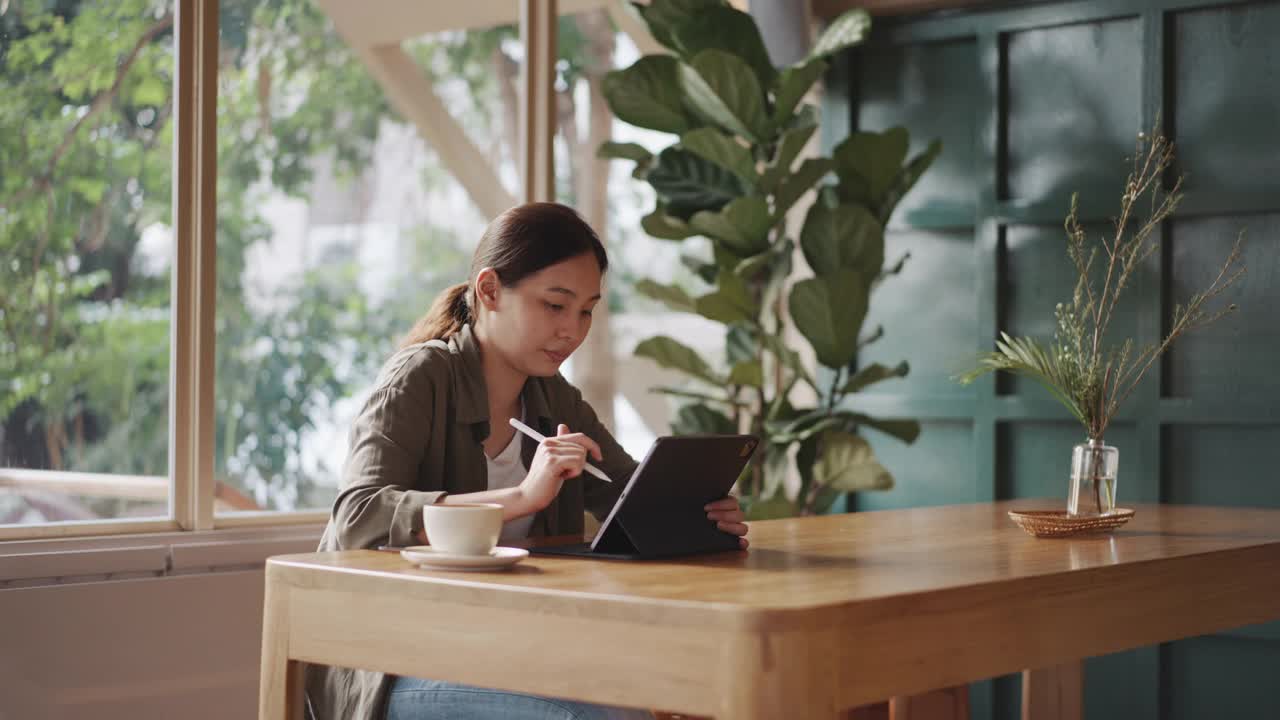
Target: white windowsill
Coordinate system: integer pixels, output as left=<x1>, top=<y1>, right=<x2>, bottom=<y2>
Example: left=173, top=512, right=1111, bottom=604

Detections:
left=0, top=523, right=325, bottom=587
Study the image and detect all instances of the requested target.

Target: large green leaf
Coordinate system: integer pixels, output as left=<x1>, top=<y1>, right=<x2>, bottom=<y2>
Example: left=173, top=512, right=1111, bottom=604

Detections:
left=650, top=386, right=740, bottom=409
left=773, top=59, right=826, bottom=128
left=760, top=123, right=816, bottom=192
left=689, top=196, right=772, bottom=257
left=635, top=279, right=697, bottom=314
left=807, top=9, right=872, bottom=61
left=713, top=241, right=746, bottom=268
left=858, top=416, right=922, bottom=445
left=597, top=141, right=652, bottom=163
left=798, top=202, right=884, bottom=279
left=602, top=55, right=696, bottom=135
left=599, top=141, right=655, bottom=181
left=878, top=139, right=942, bottom=225
left=725, top=324, right=758, bottom=365
left=813, top=430, right=893, bottom=492
left=671, top=402, right=738, bottom=435
left=744, top=491, right=797, bottom=520
left=640, top=205, right=698, bottom=239
left=785, top=103, right=820, bottom=131
left=812, top=486, right=844, bottom=514
left=832, top=127, right=910, bottom=211
left=634, top=336, right=724, bottom=385
left=669, top=5, right=777, bottom=89
left=727, top=359, right=764, bottom=387
left=789, top=270, right=867, bottom=369
left=695, top=270, right=757, bottom=325
left=634, top=0, right=727, bottom=53
left=680, top=127, right=758, bottom=187
left=769, top=408, right=921, bottom=445
left=647, top=147, right=745, bottom=220
left=839, top=361, right=909, bottom=395
left=680, top=253, right=720, bottom=284
left=679, top=50, right=769, bottom=142
left=775, top=157, right=834, bottom=216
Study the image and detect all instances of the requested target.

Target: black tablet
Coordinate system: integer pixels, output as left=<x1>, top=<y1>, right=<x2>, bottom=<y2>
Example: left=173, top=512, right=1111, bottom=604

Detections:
left=530, top=433, right=759, bottom=560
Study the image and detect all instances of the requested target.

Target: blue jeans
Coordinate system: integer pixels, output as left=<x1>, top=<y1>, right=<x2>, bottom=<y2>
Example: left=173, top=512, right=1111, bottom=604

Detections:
left=385, top=676, right=655, bottom=720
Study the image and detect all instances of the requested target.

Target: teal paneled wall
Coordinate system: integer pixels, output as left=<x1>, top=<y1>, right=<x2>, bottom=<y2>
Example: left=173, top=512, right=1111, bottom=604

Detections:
left=859, top=421, right=976, bottom=510
left=1166, top=213, right=1280, bottom=398
left=1004, top=18, right=1141, bottom=210
left=831, top=1, right=1280, bottom=718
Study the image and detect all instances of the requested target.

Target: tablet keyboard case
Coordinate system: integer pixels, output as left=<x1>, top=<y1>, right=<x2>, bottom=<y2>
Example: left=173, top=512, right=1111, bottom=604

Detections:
left=530, top=434, right=757, bottom=560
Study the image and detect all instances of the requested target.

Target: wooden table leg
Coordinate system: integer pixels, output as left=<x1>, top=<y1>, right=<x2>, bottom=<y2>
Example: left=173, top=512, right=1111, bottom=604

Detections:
left=889, top=685, right=970, bottom=720
left=259, top=571, right=306, bottom=720
left=1022, top=662, right=1082, bottom=720
left=716, top=631, right=844, bottom=719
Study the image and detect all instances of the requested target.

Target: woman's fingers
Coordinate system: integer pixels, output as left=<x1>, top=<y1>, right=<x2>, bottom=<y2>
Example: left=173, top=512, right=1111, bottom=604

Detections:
left=546, top=445, right=586, bottom=478
left=707, top=497, right=747, bottom=538
left=709, top=493, right=749, bottom=539
left=548, top=431, right=603, bottom=461
left=548, top=445, right=587, bottom=464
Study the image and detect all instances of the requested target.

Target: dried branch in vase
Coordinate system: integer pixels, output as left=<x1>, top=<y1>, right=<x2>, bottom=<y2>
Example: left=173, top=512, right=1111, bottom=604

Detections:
left=955, top=126, right=1247, bottom=440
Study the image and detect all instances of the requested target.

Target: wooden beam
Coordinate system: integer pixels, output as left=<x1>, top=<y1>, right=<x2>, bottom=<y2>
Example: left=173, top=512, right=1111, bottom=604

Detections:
left=811, top=0, right=996, bottom=19
left=0, top=468, right=260, bottom=513
left=606, top=1, right=667, bottom=57
left=355, top=44, right=518, bottom=219
left=1022, top=662, right=1083, bottom=720
left=521, top=0, right=557, bottom=202
left=313, top=0, right=605, bottom=47
left=172, top=0, right=219, bottom=531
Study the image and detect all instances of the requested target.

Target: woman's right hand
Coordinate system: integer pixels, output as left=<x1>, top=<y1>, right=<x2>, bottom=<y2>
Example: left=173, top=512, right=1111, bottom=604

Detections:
left=519, top=424, right=602, bottom=514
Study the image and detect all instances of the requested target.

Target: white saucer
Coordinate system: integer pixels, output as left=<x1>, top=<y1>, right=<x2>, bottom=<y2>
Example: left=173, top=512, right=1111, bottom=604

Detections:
left=400, top=545, right=529, bottom=572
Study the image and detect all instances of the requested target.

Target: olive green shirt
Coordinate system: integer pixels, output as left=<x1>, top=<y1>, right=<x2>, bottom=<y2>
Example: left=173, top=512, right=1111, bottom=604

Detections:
left=305, top=324, right=635, bottom=720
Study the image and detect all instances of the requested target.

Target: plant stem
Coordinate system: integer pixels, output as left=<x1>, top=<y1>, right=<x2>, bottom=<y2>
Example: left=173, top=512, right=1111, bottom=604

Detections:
left=1091, top=440, right=1103, bottom=513
left=826, top=366, right=842, bottom=412
left=651, top=387, right=748, bottom=408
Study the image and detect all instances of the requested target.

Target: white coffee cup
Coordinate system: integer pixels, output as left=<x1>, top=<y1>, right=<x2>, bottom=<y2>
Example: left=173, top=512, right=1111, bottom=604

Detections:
left=422, top=503, right=503, bottom=556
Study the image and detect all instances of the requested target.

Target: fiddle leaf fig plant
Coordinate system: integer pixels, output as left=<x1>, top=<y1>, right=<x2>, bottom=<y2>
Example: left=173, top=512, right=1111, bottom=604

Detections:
left=600, top=1, right=940, bottom=518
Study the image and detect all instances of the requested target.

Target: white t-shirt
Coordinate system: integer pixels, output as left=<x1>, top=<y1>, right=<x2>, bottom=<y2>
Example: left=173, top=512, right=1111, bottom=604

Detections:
left=486, top=429, right=535, bottom=542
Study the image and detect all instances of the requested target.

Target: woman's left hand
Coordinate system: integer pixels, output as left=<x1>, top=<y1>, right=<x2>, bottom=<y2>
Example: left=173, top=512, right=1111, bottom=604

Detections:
left=705, top=496, right=749, bottom=550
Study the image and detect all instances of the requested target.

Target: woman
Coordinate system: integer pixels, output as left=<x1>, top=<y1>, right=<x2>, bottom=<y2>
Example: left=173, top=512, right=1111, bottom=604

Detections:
left=305, top=202, right=750, bottom=720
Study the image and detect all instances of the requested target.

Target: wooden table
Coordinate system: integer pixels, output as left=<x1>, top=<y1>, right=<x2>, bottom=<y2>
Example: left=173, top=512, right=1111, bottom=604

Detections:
left=259, top=501, right=1280, bottom=719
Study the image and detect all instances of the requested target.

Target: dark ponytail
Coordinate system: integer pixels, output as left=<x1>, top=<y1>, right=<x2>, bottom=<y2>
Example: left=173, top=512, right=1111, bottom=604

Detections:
left=399, top=202, right=608, bottom=348
left=399, top=282, right=471, bottom=347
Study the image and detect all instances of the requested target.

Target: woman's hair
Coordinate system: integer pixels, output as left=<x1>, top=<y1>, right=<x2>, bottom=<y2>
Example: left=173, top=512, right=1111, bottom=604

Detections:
left=399, top=202, right=608, bottom=347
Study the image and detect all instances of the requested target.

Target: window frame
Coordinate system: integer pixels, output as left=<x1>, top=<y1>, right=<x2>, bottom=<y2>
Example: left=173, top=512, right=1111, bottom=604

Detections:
left=0, top=0, right=560, bottom=541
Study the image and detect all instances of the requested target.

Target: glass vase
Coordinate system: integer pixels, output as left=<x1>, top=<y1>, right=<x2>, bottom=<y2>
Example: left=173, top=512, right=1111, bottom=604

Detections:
left=1068, top=438, right=1118, bottom=517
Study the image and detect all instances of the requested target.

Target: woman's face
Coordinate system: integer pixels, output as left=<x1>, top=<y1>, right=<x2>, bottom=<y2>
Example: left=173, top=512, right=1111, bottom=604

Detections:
left=476, top=252, right=603, bottom=377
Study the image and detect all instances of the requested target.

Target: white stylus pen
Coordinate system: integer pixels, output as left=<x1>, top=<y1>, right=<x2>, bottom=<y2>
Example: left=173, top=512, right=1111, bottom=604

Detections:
left=508, top=417, right=612, bottom=483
